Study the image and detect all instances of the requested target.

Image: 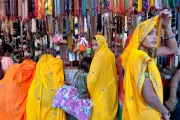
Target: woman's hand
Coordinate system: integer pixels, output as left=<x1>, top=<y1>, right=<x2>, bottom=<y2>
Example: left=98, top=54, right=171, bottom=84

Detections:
left=160, top=9, right=172, bottom=28
left=162, top=109, right=170, bottom=120
left=165, top=99, right=177, bottom=112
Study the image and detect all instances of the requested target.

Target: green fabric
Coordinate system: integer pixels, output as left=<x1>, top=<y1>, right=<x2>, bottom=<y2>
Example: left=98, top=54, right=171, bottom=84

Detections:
left=100, top=0, right=104, bottom=11
left=73, top=70, right=88, bottom=98
left=118, top=103, right=123, bottom=120
left=125, top=0, right=128, bottom=11
left=163, top=0, right=170, bottom=8
left=171, top=0, right=176, bottom=8
left=89, top=0, right=92, bottom=16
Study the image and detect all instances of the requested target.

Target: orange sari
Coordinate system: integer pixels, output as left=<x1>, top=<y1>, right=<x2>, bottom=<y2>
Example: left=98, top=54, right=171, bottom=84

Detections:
left=0, top=60, right=36, bottom=120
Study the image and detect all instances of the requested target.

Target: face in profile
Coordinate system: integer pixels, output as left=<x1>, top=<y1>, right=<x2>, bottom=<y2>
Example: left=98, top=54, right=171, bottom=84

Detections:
left=141, top=27, right=158, bottom=48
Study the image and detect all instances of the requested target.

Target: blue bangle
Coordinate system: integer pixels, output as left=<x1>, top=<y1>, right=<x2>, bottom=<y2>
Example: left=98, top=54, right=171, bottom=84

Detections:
left=167, top=34, right=176, bottom=39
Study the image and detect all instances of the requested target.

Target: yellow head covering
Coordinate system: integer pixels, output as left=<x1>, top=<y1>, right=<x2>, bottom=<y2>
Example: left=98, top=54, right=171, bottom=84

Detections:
left=87, top=35, right=118, bottom=120
left=26, top=54, right=66, bottom=120
left=121, top=16, right=163, bottom=120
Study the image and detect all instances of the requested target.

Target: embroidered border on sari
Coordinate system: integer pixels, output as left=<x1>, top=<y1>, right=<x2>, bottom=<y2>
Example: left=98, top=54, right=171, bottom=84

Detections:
left=149, top=73, right=160, bottom=97
left=137, top=56, right=149, bottom=91
left=138, top=17, right=155, bottom=44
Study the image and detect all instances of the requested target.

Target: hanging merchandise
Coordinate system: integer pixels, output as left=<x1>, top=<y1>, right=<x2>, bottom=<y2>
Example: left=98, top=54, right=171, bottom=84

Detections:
left=109, top=0, right=113, bottom=12
left=93, top=0, right=97, bottom=16
left=73, top=36, right=91, bottom=55
left=45, top=0, right=53, bottom=15
left=163, top=0, right=170, bottom=9
left=97, top=0, right=100, bottom=13
left=84, top=17, right=88, bottom=33
left=142, top=0, right=150, bottom=11
left=82, top=0, right=86, bottom=16
left=97, top=13, right=102, bottom=32
left=38, top=0, right=45, bottom=19
left=65, top=14, right=70, bottom=35
left=100, top=0, right=104, bottom=12
left=104, top=0, right=109, bottom=12
left=113, top=0, right=118, bottom=14
left=138, top=0, right=142, bottom=13
left=150, top=0, right=155, bottom=8
left=155, top=0, right=163, bottom=10
left=74, top=17, right=79, bottom=39
left=128, top=0, right=133, bottom=14
left=74, top=0, right=78, bottom=16
left=120, top=0, right=125, bottom=14
left=171, top=0, right=176, bottom=8
left=124, top=0, right=128, bottom=12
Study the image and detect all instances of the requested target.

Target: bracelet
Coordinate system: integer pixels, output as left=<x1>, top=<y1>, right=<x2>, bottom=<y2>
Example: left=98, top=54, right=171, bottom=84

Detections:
left=164, top=113, right=170, bottom=120
left=170, top=86, right=180, bottom=92
left=167, top=34, right=176, bottom=40
left=163, top=25, right=172, bottom=31
left=168, top=97, right=178, bottom=104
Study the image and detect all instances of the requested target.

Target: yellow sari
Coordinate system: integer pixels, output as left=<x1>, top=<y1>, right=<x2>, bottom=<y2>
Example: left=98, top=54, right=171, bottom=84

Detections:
left=26, top=54, right=66, bottom=120
left=121, top=16, right=163, bottom=120
left=87, top=35, right=118, bottom=120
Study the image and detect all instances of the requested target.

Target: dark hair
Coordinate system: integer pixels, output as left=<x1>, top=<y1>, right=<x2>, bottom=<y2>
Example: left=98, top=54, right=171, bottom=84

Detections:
left=177, top=61, right=180, bottom=70
left=80, top=57, right=92, bottom=72
left=3, top=44, right=13, bottom=55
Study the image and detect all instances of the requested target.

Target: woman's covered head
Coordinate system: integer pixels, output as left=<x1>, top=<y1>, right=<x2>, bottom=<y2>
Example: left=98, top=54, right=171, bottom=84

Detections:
left=92, top=35, right=107, bottom=51
left=124, top=16, right=161, bottom=52
left=80, top=57, right=92, bottom=72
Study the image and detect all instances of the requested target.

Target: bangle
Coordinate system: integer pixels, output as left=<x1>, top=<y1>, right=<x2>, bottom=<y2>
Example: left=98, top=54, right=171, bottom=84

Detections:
left=167, top=34, right=176, bottom=40
left=163, top=25, right=172, bottom=31
left=171, top=86, right=180, bottom=92
left=168, top=97, right=178, bottom=104
left=163, top=113, right=171, bottom=120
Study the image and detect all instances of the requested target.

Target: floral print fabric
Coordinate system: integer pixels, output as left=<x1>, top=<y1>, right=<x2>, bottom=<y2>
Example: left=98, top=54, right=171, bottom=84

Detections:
left=52, top=85, right=92, bottom=120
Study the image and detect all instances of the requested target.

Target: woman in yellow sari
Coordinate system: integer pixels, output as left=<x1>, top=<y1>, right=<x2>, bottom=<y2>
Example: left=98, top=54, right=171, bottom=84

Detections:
left=26, top=54, right=66, bottom=120
left=87, top=35, right=118, bottom=120
left=121, top=10, right=178, bottom=120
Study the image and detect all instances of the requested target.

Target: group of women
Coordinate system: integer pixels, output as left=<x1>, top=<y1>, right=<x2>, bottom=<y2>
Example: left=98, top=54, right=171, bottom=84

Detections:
left=0, top=34, right=118, bottom=120
left=0, top=9, right=179, bottom=120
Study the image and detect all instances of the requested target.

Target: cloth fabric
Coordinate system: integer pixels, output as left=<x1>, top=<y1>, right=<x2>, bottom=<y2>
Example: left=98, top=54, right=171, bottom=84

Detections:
left=87, top=35, right=118, bottom=120
left=26, top=54, right=66, bottom=120
left=72, top=70, right=88, bottom=98
left=118, top=34, right=132, bottom=120
left=1, top=56, right=14, bottom=73
left=52, top=85, right=92, bottom=120
left=0, top=60, right=36, bottom=120
left=121, top=16, right=163, bottom=120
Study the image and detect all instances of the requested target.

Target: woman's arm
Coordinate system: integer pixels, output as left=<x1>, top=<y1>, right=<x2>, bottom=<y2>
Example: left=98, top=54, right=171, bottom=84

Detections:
left=170, top=71, right=180, bottom=98
left=142, top=78, right=169, bottom=117
left=157, top=26, right=178, bottom=56
left=165, top=71, right=180, bottom=112
left=157, top=10, right=178, bottom=57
